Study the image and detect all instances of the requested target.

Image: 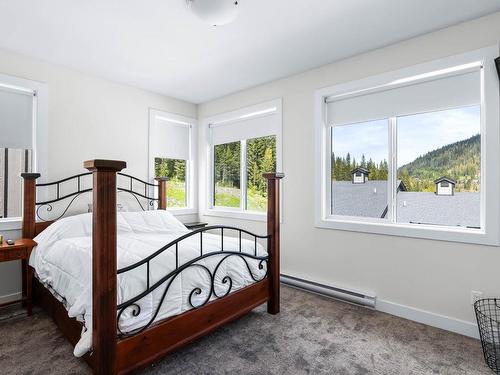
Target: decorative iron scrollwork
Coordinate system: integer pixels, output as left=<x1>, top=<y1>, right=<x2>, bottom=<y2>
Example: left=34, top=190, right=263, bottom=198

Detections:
left=34, top=172, right=160, bottom=221
left=116, top=226, right=270, bottom=337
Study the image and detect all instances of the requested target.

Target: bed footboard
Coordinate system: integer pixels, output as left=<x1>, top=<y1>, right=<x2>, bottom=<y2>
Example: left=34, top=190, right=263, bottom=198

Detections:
left=116, top=225, right=270, bottom=337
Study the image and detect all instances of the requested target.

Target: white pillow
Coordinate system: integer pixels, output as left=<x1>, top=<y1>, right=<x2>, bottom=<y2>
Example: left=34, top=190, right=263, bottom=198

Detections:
left=34, top=212, right=134, bottom=246
left=118, top=210, right=189, bottom=234
left=34, top=213, right=91, bottom=248
left=34, top=210, right=187, bottom=249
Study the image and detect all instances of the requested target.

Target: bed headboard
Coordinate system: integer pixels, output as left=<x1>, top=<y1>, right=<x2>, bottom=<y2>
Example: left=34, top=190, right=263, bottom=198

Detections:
left=21, top=162, right=168, bottom=239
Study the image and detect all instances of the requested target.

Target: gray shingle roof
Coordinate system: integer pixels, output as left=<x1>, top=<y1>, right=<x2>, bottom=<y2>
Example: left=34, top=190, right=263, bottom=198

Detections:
left=332, top=180, right=479, bottom=228
left=332, top=181, right=388, bottom=218
left=397, top=192, right=480, bottom=228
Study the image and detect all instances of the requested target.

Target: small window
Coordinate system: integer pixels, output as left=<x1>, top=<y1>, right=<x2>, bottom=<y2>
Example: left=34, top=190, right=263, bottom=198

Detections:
left=441, top=181, right=449, bottom=187
left=0, top=149, right=32, bottom=218
left=154, top=158, right=187, bottom=208
left=355, top=172, right=362, bottom=177
left=149, top=110, right=196, bottom=213
left=206, top=99, right=282, bottom=218
left=214, top=141, right=241, bottom=208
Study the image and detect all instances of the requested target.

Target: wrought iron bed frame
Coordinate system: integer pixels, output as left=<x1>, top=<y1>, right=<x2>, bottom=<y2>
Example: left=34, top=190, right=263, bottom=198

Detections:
left=21, top=159, right=283, bottom=375
left=34, top=171, right=160, bottom=221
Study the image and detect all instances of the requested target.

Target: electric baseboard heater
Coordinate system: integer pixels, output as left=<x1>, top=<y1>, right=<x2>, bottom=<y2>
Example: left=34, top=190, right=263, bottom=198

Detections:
left=280, top=274, right=376, bottom=308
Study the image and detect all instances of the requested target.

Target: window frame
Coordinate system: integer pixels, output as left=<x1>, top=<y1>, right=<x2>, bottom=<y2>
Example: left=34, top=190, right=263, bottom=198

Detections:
left=203, top=99, right=283, bottom=221
left=0, top=74, right=48, bottom=231
left=148, top=109, right=197, bottom=215
left=314, top=46, right=500, bottom=245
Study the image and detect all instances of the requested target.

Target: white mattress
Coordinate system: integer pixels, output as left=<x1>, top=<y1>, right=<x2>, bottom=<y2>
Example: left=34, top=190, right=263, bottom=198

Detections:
left=30, top=210, right=267, bottom=357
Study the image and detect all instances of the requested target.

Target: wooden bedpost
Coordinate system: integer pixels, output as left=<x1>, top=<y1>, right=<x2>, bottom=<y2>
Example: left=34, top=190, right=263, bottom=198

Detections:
left=20, top=173, right=40, bottom=311
left=263, top=172, right=284, bottom=315
left=84, top=159, right=126, bottom=375
left=155, top=177, right=168, bottom=210
left=21, top=173, right=40, bottom=239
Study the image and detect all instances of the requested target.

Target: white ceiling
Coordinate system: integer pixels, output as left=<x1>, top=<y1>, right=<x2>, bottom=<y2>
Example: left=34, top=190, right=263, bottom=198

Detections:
left=1, top=1, right=499, bottom=103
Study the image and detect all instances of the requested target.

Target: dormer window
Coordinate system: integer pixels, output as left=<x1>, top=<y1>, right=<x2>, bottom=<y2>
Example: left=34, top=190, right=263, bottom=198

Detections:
left=434, top=177, right=456, bottom=196
left=351, top=167, right=369, bottom=184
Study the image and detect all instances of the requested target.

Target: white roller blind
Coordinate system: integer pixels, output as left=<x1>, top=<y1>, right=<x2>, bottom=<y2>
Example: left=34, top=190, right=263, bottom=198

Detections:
left=0, top=87, right=33, bottom=149
left=327, top=69, right=481, bottom=126
left=210, top=111, right=279, bottom=145
left=151, top=117, right=190, bottom=160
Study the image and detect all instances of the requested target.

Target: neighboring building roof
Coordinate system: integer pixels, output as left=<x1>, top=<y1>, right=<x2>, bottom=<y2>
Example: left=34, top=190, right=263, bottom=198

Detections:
left=332, top=180, right=479, bottom=227
left=398, top=180, right=408, bottom=192
left=434, top=176, right=456, bottom=185
left=351, top=167, right=369, bottom=175
left=397, top=192, right=479, bottom=228
left=332, top=180, right=405, bottom=218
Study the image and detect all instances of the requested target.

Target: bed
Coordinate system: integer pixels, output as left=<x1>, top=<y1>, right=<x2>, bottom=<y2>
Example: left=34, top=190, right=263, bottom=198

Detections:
left=21, top=159, right=284, bottom=375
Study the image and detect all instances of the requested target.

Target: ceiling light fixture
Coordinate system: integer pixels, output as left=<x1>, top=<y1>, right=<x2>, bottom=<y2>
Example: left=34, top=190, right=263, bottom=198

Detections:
left=186, top=0, right=239, bottom=26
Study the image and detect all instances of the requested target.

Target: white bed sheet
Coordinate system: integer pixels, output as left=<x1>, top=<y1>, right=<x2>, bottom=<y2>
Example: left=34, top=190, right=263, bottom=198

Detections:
left=30, top=210, right=267, bottom=357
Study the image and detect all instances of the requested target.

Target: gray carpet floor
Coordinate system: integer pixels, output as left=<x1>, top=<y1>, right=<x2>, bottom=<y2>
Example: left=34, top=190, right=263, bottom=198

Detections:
left=0, top=286, right=491, bottom=374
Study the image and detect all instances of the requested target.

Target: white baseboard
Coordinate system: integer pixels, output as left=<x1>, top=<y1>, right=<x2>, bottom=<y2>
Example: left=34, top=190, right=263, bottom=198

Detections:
left=0, top=292, right=22, bottom=305
left=377, top=299, right=479, bottom=339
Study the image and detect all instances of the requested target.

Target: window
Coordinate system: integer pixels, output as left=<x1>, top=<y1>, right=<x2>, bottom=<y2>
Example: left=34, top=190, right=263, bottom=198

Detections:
left=149, top=110, right=197, bottom=213
left=331, top=119, right=388, bottom=219
left=315, top=47, right=500, bottom=245
left=396, top=106, right=480, bottom=228
left=0, top=149, right=32, bottom=219
left=0, top=74, right=47, bottom=228
left=154, top=158, right=187, bottom=208
left=205, top=99, right=282, bottom=219
left=214, top=141, right=241, bottom=208
left=246, top=135, right=276, bottom=212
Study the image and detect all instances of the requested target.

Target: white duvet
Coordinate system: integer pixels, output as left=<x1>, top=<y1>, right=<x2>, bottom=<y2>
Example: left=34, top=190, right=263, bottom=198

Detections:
left=30, top=210, right=267, bottom=357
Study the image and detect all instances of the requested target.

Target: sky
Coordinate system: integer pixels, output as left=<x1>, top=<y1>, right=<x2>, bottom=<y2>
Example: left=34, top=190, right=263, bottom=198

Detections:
left=331, top=105, right=480, bottom=167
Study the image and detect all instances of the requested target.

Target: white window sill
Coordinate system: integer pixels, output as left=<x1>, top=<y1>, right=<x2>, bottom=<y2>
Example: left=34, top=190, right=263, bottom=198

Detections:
left=315, top=217, right=498, bottom=246
left=0, top=218, right=22, bottom=232
left=204, top=209, right=266, bottom=222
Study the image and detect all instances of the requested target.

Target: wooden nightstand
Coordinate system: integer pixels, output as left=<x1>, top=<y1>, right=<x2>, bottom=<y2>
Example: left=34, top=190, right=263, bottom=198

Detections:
left=0, top=239, right=37, bottom=316
left=184, top=222, right=208, bottom=230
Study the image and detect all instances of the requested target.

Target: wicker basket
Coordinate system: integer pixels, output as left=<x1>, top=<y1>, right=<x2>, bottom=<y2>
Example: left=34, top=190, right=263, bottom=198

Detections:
left=475, top=298, right=500, bottom=374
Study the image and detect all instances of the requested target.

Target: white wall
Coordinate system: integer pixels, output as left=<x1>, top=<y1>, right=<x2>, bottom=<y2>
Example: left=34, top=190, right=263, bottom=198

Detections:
left=0, top=48, right=197, bottom=302
left=198, top=12, right=500, bottom=336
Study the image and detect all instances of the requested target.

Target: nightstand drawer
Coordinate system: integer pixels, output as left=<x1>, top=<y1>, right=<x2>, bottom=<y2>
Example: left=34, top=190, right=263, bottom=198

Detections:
left=0, top=247, right=28, bottom=261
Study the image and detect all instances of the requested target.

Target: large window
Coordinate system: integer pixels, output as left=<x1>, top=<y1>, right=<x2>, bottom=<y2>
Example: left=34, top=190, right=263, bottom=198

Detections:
left=316, top=47, right=500, bottom=245
left=149, top=110, right=196, bottom=213
left=206, top=99, right=282, bottom=218
left=0, top=84, right=36, bottom=221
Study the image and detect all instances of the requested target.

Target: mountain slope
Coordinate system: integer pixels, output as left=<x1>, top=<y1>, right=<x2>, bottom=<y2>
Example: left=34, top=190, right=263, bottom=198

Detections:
left=397, top=134, right=480, bottom=192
